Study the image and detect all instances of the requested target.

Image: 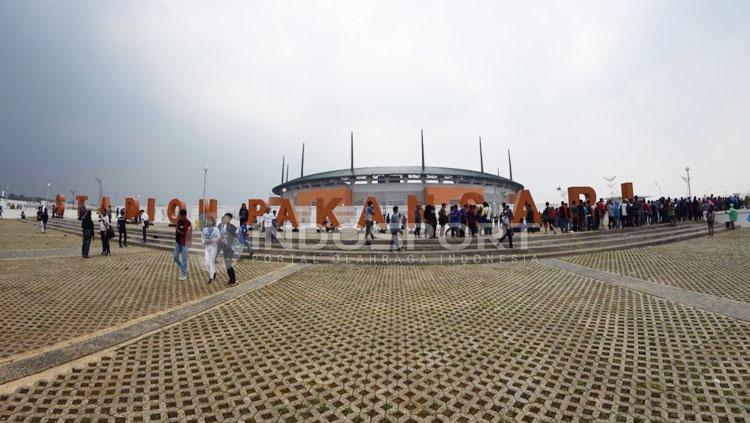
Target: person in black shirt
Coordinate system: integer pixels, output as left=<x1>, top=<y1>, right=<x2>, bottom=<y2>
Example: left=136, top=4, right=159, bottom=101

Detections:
left=117, top=209, right=127, bottom=247
left=218, top=213, right=239, bottom=286
left=81, top=210, right=94, bottom=258
left=42, top=207, right=49, bottom=232
left=36, top=207, right=44, bottom=232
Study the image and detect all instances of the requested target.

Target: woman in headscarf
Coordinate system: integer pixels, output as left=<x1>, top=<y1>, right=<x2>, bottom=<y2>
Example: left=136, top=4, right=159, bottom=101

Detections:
left=201, top=215, right=221, bottom=283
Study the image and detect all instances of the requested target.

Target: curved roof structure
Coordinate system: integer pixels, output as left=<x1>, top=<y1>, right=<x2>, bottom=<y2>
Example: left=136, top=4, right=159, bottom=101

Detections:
left=272, top=166, right=523, bottom=195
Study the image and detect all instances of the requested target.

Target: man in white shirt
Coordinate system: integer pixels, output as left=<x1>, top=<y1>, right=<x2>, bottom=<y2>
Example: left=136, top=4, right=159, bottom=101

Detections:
left=140, top=209, right=150, bottom=243
left=262, top=207, right=278, bottom=244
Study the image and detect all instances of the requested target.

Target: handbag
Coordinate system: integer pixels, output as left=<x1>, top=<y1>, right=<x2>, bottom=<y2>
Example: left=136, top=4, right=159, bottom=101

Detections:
left=107, top=227, right=115, bottom=239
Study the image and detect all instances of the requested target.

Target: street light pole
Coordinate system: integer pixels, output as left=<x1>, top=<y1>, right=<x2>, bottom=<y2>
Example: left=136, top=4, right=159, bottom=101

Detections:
left=654, top=182, right=662, bottom=198
left=201, top=165, right=210, bottom=226
left=681, top=167, right=692, bottom=198
left=202, top=165, right=209, bottom=203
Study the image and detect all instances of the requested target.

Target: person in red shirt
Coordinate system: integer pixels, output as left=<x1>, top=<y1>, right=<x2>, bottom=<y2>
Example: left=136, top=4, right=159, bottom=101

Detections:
left=173, top=208, right=192, bottom=280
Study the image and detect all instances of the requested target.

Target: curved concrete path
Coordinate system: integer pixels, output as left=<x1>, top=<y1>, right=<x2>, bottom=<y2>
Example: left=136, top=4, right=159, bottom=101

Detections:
left=0, top=263, right=309, bottom=388
left=540, top=258, right=750, bottom=322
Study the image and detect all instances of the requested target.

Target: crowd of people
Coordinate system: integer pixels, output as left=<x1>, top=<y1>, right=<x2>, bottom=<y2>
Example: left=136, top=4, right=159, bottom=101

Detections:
left=541, top=195, right=746, bottom=235
left=373, top=195, right=748, bottom=251
left=35, top=193, right=743, bottom=275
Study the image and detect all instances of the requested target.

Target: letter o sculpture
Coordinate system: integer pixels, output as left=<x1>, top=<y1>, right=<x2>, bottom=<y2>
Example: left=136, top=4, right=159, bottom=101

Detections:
left=166, top=198, right=186, bottom=224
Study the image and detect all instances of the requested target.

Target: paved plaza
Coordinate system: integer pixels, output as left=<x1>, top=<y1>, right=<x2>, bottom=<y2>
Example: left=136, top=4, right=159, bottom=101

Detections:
left=0, top=220, right=81, bottom=252
left=562, top=230, right=750, bottom=303
left=0, top=221, right=749, bottom=421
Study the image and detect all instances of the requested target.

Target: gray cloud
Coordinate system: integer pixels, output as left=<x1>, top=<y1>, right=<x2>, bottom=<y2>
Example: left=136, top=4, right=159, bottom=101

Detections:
left=1, top=1, right=748, bottom=205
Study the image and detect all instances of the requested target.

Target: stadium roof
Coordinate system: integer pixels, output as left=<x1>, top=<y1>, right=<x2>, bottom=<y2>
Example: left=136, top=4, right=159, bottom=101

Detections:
left=272, top=166, right=523, bottom=195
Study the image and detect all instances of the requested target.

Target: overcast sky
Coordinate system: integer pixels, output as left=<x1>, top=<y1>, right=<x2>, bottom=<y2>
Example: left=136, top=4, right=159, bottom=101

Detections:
left=1, top=1, right=748, bottom=205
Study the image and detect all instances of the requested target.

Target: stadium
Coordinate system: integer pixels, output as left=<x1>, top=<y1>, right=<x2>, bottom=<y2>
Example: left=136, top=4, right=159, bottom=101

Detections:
left=271, top=135, right=524, bottom=211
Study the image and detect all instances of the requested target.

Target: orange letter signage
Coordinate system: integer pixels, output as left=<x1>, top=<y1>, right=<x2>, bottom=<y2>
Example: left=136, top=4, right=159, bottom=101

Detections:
left=316, top=197, right=341, bottom=227
left=147, top=198, right=156, bottom=222
left=275, top=198, right=299, bottom=228
left=125, top=197, right=140, bottom=220
left=247, top=199, right=268, bottom=225
left=621, top=182, right=634, bottom=200
left=458, top=191, right=484, bottom=206
left=166, top=198, right=186, bottom=224
left=75, top=195, right=88, bottom=219
left=356, top=196, right=386, bottom=228
left=568, top=186, right=596, bottom=206
left=512, top=190, right=541, bottom=224
left=198, top=199, right=218, bottom=220
left=98, top=196, right=111, bottom=215
left=54, top=194, right=65, bottom=217
left=406, top=194, right=435, bottom=227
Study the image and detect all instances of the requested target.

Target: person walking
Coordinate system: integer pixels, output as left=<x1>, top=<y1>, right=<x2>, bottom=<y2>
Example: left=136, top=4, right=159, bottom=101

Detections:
left=238, top=203, right=251, bottom=257
left=201, top=215, right=220, bottom=282
left=218, top=213, right=240, bottom=286
left=497, top=205, right=513, bottom=249
left=36, top=206, right=44, bottom=232
left=99, top=211, right=111, bottom=256
left=42, top=206, right=49, bottom=232
left=364, top=201, right=376, bottom=245
left=389, top=206, right=402, bottom=252
left=81, top=210, right=94, bottom=258
left=173, top=208, right=191, bottom=280
left=262, top=207, right=279, bottom=244
left=117, top=209, right=127, bottom=247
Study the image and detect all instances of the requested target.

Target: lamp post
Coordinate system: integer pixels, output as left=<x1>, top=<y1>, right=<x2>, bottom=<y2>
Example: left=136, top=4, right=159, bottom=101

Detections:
left=202, top=165, right=209, bottom=201
left=603, top=176, right=616, bottom=198
left=95, top=177, right=103, bottom=205
left=45, top=183, right=51, bottom=207
left=681, top=167, right=692, bottom=198
left=201, top=165, right=209, bottom=226
left=654, top=182, right=662, bottom=198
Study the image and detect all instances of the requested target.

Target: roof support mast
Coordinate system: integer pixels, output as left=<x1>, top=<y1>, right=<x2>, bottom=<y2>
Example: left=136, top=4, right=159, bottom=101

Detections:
left=507, top=149, right=513, bottom=181
left=300, top=142, right=305, bottom=177
left=479, top=137, right=484, bottom=173
left=280, top=156, right=285, bottom=185
left=350, top=132, right=354, bottom=174
left=421, top=129, right=425, bottom=172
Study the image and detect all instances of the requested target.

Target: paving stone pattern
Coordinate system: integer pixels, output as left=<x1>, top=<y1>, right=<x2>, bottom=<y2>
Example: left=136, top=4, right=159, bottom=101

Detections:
left=0, top=248, right=285, bottom=360
left=2, top=263, right=749, bottom=421
left=0, top=220, right=81, bottom=251
left=561, top=230, right=750, bottom=304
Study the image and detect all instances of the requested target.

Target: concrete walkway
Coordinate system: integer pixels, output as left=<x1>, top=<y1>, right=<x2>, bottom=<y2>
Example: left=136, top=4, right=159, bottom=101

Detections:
left=0, top=263, right=309, bottom=387
left=540, top=258, right=750, bottom=322
left=0, top=248, right=80, bottom=259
